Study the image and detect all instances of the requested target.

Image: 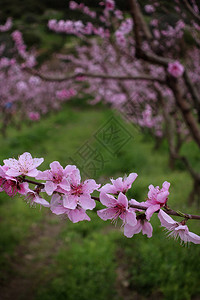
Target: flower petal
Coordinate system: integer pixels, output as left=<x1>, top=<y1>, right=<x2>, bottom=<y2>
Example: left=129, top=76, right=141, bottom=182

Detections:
left=124, top=221, right=142, bottom=238
left=142, top=221, right=153, bottom=238
left=158, top=209, right=176, bottom=230
left=99, top=192, right=117, bottom=207
left=63, top=194, right=77, bottom=209
left=118, top=192, right=128, bottom=209
left=97, top=207, right=117, bottom=221
left=145, top=204, right=160, bottom=220
left=79, top=194, right=96, bottom=210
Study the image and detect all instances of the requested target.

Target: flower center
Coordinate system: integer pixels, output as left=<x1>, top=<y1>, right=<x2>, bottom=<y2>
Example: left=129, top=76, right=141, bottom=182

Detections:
left=71, top=184, right=83, bottom=196
left=52, top=173, right=62, bottom=184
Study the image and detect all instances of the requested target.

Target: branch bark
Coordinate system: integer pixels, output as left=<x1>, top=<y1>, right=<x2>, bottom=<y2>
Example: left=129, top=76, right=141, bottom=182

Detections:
left=25, top=68, right=166, bottom=84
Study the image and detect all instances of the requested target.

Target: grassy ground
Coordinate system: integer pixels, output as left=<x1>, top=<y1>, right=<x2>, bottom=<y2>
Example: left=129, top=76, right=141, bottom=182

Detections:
left=0, top=103, right=200, bottom=300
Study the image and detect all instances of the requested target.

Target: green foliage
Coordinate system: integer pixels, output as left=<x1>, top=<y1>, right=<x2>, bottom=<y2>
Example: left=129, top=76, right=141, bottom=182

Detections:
left=120, top=218, right=200, bottom=300
left=36, top=216, right=120, bottom=300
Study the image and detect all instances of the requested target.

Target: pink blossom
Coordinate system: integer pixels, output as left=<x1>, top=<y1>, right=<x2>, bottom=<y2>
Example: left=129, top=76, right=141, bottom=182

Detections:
left=28, top=112, right=40, bottom=121
left=158, top=209, right=200, bottom=244
left=0, top=165, right=29, bottom=196
left=97, top=192, right=137, bottom=227
left=124, top=199, right=153, bottom=238
left=4, top=152, right=44, bottom=177
left=105, top=0, right=115, bottom=11
left=56, top=88, right=76, bottom=100
left=124, top=219, right=153, bottom=238
left=0, top=18, right=12, bottom=32
left=25, top=190, right=50, bottom=207
left=36, top=161, right=71, bottom=195
left=100, top=173, right=138, bottom=194
left=144, top=5, right=155, bottom=14
left=50, top=194, right=90, bottom=223
left=145, top=181, right=170, bottom=220
left=168, top=61, right=184, bottom=77
left=62, top=167, right=100, bottom=210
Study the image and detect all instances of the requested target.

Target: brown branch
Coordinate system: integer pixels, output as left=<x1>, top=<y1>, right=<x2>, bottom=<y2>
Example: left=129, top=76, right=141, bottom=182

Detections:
left=168, top=78, right=200, bottom=148
left=183, top=0, right=200, bottom=22
left=183, top=70, right=200, bottom=120
left=25, top=68, right=166, bottom=84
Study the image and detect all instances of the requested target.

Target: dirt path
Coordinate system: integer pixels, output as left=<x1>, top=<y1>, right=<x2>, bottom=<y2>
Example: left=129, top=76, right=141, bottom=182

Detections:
left=0, top=212, right=65, bottom=300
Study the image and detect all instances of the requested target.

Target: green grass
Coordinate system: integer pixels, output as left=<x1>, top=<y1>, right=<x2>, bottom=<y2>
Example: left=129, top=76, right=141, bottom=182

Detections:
left=0, top=104, right=200, bottom=299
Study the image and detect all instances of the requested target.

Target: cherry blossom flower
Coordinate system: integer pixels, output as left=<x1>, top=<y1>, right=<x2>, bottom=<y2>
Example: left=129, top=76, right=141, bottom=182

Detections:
left=28, top=112, right=40, bottom=121
left=124, top=199, right=153, bottom=238
left=50, top=194, right=90, bottom=223
left=3, top=152, right=44, bottom=177
left=100, top=173, right=138, bottom=194
left=105, top=0, right=115, bottom=11
left=158, top=209, right=200, bottom=244
left=62, top=167, right=100, bottom=210
left=124, top=218, right=153, bottom=238
left=0, top=165, right=29, bottom=196
left=97, top=192, right=137, bottom=227
left=145, top=181, right=170, bottom=220
left=25, top=190, right=50, bottom=207
left=144, top=5, right=155, bottom=14
left=36, top=161, right=71, bottom=195
left=168, top=61, right=184, bottom=78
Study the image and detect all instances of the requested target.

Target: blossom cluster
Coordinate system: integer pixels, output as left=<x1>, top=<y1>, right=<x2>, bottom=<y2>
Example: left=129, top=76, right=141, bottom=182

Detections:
left=0, top=152, right=199, bottom=245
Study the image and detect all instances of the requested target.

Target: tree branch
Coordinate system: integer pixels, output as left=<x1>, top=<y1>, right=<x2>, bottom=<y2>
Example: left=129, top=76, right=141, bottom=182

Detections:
left=25, top=68, right=166, bottom=84
left=21, top=178, right=200, bottom=220
left=183, top=0, right=200, bottom=22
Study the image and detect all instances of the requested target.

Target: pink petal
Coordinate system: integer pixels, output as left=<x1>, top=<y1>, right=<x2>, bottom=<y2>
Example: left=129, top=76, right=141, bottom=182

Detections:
left=187, top=231, right=200, bottom=244
left=5, top=169, right=21, bottom=177
left=45, top=181, right=57, bottom=195
left=64, top=165, right=77, bottom=174
left=125, top=210, right=137, bottom=226
left=18, top=182, right=29, bottom=195
left=99, top=192, right=117, bottom=207
left=34, top=197, right=50, bottom=207
left=50, top=193, right=61, bottom=207
left=100, top=183, right=118, bottom=194
left=157, top=190, right=169, bottom=204
left=162, top=181, right=170, bottom=190
left=124, top=173, right=138, bottom=187
left=68, top=208, right=90, bottom=223
left=97, top=207, right=117, bottom=221
left=82, top=179, right=100, bottom=193
left=112, top=177, right=123, bottom=191
left=33, top=157, right=44, bottom=168
left=51, top=206, right=68, bottom=215
left=36, top=170, right=51, bottom=180
left=26, top=169, right=39, bottom=177
left=79, top=194, right=96, bottom=210
left=145, top=204, right=160, bottom=220
left=124, top=221, right=142, bottom=238
left=3, top=158, right=19, bottom=170
left=118, top=192, right=128, bottom=209
left=59, top=179, right=70, bottom=191
left=63, top=194, right=77, bottom=209
left=158, top=209, right=176, bottom=230
left=18, top=152, right=33, bottom=166
left=69, top=168, right=81, bottom=185
left=142, top=221, right=153, bottom=238
left=50, top=161, right=63, bottom=173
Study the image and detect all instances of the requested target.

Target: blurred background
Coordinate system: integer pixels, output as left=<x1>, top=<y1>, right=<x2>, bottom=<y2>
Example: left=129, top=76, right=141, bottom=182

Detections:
left=0, top=1, right=200, bottom=300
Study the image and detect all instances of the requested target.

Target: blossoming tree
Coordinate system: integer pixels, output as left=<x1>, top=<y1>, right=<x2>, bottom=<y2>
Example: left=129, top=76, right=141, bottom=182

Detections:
left=38, top=0, right=200, bottom=203
left=0, top=19, right=77, bottom=136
